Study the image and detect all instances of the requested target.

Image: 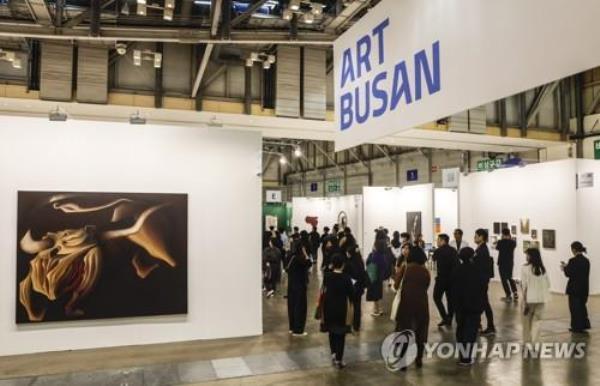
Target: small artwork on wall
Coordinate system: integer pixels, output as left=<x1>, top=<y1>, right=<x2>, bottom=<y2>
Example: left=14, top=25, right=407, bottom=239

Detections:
left=511, top=225, right=518, bottom=235
left=531, top=229, right=538, bottom=240
left=500, top=223, right=509, bottom=233
left=542, top=229, right=556, bottom=249
left=406, top=211, right=422, bottom=238
left=523, top=240, right=540, bottom=253
left=493, top=222, right=501, bottom=235
left=16, top=191, right=188, bottom=324
left=520, top=218, right=530, bottom=234
left=337, top=211, right=348, bottom=229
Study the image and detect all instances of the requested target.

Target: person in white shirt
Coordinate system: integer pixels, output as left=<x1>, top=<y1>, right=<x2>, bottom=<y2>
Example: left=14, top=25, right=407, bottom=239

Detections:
left=521, top=248, right=551, bottom=343
left=449, top=229, right=469, bottom=252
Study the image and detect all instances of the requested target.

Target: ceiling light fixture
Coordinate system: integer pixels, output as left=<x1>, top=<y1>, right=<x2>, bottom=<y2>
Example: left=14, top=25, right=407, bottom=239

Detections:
left=130, top=111, right=147, bottom=125
left=163, top=8, right=174, bottom=21
left=289, top=0, right=300, bottom=11
left=303, top=12, right=314, bottom=24
left=164, top=0, right=175, bottom=9
left=137, top=3, right=146, bottom=16
left=279, top=156, right=288, bottom=165
left=49, top=106, right=67, bottom=122
left=294, top=146, right=302, bottom=158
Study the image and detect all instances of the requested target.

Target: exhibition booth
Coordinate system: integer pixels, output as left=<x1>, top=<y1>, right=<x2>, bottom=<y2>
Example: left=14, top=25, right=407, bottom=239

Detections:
left=459, top=159, right=600, bottom=294
left=0, top=115, right=262, bottom=356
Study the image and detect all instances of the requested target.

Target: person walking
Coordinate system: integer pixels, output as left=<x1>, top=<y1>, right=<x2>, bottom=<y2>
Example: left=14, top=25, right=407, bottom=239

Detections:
left=309, top=226, right=321, bottom=265
left=393, top=246, right=431, bottom=369
left=497, top=228, right=518, bottom=302
left=263, top=238, right=282, bottom=298
left=452, top=247, right=486, bottom=366
left=432, top=234, right=459, bottom=327
left=473, top=228, right=496, bottom=335
left=340, top=234, right=369, bottom=332
left=286, top=231, right=312, bottom=336
left=366, top=237, right=389, bottom=317
left=322, top=253, right=355, bottom=369
left=450, top=229, right=469, bottom=252
left=521, top=248, right=551, bottom=344
left=561, top=241, right=591, bottom=334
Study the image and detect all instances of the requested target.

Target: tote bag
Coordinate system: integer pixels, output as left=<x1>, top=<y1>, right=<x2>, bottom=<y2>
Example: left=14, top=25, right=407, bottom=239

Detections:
left=390, top=264, right=406, bottom=322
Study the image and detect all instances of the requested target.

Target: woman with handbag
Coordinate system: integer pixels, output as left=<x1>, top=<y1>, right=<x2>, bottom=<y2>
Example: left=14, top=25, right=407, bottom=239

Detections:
left=393, top=246, right=431, bottom=369
left=321, top=253, right=355, bottom=369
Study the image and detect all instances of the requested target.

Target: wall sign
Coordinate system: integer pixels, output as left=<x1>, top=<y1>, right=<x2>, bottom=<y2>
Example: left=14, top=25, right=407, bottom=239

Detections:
left=577, top=172, right=594, bottom=189
left=327, top=179, right=342, bottom=193
left=595, top=140, right=600, bottom=160
left=442, top=168, right=459, bottom=188
left=407, top=169, right=418, bottom=182
left=477, top=158, right=504, bottom=172
left=333, top=0, right=600, bottom=150
left=265, top=190, right=282, bottom=203
left=310, top=182, right=319, bottom=192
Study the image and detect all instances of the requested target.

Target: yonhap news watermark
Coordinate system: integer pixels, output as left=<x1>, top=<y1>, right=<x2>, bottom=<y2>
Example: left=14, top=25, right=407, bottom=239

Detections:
left=381, top=330, right=588, bottom=372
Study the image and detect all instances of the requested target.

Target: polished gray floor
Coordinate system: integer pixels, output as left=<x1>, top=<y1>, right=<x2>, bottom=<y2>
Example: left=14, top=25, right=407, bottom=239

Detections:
left=0, top=267, right=598, bottom=386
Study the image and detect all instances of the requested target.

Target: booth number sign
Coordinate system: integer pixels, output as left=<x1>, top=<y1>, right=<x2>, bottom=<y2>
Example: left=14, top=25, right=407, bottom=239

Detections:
left=595, top=140, right=600, bottom=160
left=477, top=158, right=503, bottom=171
left=327, top=179, right=342, bottom=193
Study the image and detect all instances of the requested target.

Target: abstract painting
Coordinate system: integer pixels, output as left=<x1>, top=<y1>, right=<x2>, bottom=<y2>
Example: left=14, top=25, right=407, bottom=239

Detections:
left=542, top=229, right=556, bottom=249
left=16, top=191, right=188, bottom=324
left=520, top=218, right=530, bottom=234
left=406, top=212, right=422, bottom=238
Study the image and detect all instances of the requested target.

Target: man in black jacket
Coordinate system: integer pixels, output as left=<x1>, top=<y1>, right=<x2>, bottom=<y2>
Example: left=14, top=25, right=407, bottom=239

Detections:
left=433, top=234, right=459, bottom=327
left=452, top=247, right=487, bottom=366
left=309, top=226, right=321, bottom=265
left=496, top=228, right=518, bottom=302
left=562, top=242, right=591, bottom=333
left=473, top=228, right=495, bottom=335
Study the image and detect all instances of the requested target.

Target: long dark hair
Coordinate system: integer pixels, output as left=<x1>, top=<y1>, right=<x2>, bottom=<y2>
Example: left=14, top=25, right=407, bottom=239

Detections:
left=571, top=241, right=587, bottom=254
left=526, top=248, right=546, bottom=276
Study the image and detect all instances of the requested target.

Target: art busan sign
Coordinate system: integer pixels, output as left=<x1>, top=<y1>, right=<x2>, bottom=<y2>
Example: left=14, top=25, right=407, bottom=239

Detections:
left=333, top=0, right=600, bottom=150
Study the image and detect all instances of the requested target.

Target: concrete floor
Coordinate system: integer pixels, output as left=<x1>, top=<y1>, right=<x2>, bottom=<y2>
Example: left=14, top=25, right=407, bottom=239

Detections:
left=0, top=268, right=598, bottom=385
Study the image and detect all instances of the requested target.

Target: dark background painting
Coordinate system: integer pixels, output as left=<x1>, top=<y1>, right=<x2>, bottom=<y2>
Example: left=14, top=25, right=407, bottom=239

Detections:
left=406, top=211, right=422, bottom=238
left=16, top=191, right=188, bottom=324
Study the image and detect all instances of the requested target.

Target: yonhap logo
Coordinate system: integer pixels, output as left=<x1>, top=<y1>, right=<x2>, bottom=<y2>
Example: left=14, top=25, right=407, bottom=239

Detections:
left=380, top=330, right=418, bottom=371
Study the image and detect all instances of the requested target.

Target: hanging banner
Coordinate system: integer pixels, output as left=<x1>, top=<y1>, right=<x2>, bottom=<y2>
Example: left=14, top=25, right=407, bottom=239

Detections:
left=333, top=0, right=600, bottom=150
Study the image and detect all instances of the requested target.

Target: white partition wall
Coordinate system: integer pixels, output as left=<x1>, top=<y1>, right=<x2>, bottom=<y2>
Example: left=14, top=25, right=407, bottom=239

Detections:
left=434, top=188, right=459, bottom=236
left=362, top=184, right=434, bottom=254
left=292, top=195, right=363, bottom=248
left=0, top=116, right=262, bottom=356
left=575, top=159, right=600, bottom=295
left=459, top=160, right=578, bottom=293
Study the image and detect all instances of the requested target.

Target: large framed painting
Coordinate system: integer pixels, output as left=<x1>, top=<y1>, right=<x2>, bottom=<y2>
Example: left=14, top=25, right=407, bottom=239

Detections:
left=406, top=211, right=422, bottom=238
left=16, top=191, right=188, bottom=324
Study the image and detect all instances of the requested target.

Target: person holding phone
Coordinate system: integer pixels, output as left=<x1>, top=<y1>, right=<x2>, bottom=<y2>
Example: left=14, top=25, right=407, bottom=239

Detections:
left=561, top=241, right=591, bottom=334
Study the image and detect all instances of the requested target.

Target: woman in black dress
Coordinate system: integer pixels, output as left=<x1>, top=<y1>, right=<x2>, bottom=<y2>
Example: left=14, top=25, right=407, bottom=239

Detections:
left=286, top=231, right=312, bottom=336
left=322, top=253, right=355, bottom=369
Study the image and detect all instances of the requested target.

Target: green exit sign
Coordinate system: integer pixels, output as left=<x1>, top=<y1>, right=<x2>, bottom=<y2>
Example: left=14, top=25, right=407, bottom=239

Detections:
left=477, top=158, right=503, bottom=172
left=595, top=140, right=600, bottom=160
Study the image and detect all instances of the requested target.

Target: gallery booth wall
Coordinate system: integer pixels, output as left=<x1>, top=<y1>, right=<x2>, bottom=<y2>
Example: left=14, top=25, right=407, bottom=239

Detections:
left=0, top=116, right=262, bottom=356
left=459, top=159, right=600, bottom=295
left=292, top=195, right=363, bottom=248
left=362, top=184, right=434, bottom=254
left=434, top=188, right=459, bottom=237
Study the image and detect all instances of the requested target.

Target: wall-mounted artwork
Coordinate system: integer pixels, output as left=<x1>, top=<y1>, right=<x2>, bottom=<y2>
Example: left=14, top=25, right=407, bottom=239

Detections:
left=511, top=225, right=517, bottom=235
left=542, top=229, right=556, bottom=249
left=500, top=223, right=509, bottom=233
left=305, top=216, right=319, bottom=228
left=523, top=240, right=540, bottom=253
left=493, top=222, right=501, bottom=235
left=16, top=191, right=188, bottom=324
left=406, top=212, right=422, bottom=238
left=337, top=211, right=348, bottom=229
left=531, top=229, right=538, bottom=240
left=520, top=218, right=530, bottom=234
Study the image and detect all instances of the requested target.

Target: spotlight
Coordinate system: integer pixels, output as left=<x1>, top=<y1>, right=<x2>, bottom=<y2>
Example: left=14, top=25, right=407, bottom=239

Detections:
left=303, top=12, right=314, bottom=24
left=129, top=111, right=146, bottom=125
left=137, top=0, right=146, bottom=4
left=311, top=3, right=323, bottom=15
left=250, top=52, right=259, bottom=61
left=246, top=58, right=254, bottom=67
left=279, top=156, right=287, bottom=165
left=262, top=61, right=271, bottom=70
left=121, top=1, right=129, bottom=15
left=267, top=54, right=276, bottom=64
left=137, top=3, right=146, bottom=15
left=163, top=8, right=174, bottom=21
left=289, top=0, right=300, bottom=11
left=294, top=147, right=302, bottom=158
left=49, top=106, right=67, bottom=122
left=165, top=0, right=175, bottom=9
left=282, top=8, right=293, bottom=20
left=12, top=58, right=22, bottom=69
left=115, top=42, right=127, bottom=56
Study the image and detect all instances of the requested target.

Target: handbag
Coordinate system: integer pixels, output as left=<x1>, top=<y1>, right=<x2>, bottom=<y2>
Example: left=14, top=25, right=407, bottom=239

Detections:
left=366, top=262, right=378, bottom=283
left=346, top=298, right=355, bottom=327
left=314, top=286, right=326, bottom=320
left=390, top=264, right=406, bottom=322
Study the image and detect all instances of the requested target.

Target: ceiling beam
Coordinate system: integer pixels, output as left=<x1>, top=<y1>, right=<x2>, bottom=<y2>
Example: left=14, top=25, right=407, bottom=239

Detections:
left=211, top=0, right=223, bottom=37
left=24, top=0, right=53, bottom=26
left=0, top=22, right=335, bottom=44
left=231, top=0, right=268, bottom=27
left=526, top=81, right=559, bottom=127
left=191, top=44, right=214, bottom=98
left=325, top=0, right=369, bottom=34
left=63, top=0, right=116, bottom=28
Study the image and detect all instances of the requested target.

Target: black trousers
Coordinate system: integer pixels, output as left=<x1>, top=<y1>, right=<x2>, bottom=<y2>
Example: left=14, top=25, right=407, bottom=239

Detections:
left=353, top=290, right=363, bottom=331
left=433, top=279, right=453, bottom=322
left=329, top=332, right=346, bottom=361
left=482, top=286, right=495, bottom=329
left=499, top=265, right=517, bottom=297
left=569, top=294, right=591, bottom=331
left=287, top=286, right=308, bottom=334
left=456, top=312, right=481, bottom=363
